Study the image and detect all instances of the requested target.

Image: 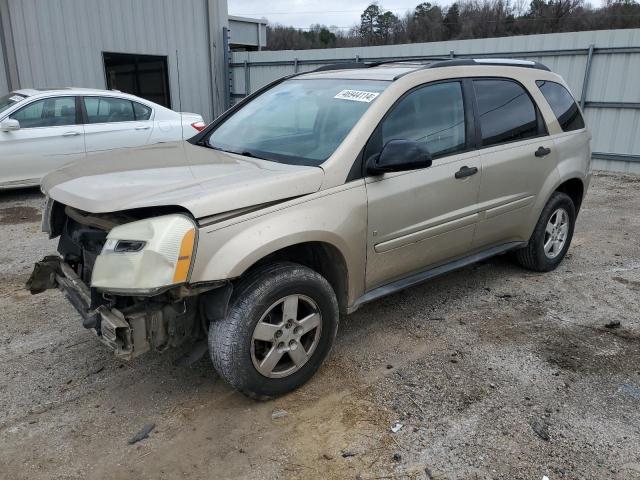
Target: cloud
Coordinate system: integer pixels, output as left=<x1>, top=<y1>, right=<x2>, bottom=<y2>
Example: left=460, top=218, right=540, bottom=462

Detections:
left=228, top=0, right=608, bottom=31
left=228, top=0, right=424, bottom=30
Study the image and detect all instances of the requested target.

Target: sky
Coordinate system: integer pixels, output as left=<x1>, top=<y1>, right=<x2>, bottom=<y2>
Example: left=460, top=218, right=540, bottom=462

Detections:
left=228, top=0, right=606, bottom=30
left=227, top=0, right=435, bottom=31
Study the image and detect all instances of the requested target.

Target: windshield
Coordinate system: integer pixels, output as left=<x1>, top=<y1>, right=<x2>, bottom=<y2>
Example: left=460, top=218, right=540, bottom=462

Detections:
left=205, top=78, right=389, bottom=165
left=0, top=93, right=27, bottom=117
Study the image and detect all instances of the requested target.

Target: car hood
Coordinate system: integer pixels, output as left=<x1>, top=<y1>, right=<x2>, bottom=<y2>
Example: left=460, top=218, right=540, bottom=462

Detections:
left=42, top=142, right=325, bottom=219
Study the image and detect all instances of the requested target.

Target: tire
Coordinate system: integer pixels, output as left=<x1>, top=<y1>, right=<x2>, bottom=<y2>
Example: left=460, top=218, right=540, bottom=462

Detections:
left=208, top=262, right=339, bottom=400
left=515, top=191, right=576, bottom=272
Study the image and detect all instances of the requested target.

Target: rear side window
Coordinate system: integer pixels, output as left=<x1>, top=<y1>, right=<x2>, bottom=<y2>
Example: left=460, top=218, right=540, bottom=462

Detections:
left=473, top=79, right=539, bottom=147
left=83, top=97, right=135, bottom=123
left=381, top=81, right=466, bottom=159
left=133, top=102, right=152, bottom=121
left=536, top=80, right=585, bottom=132
left=10, top=96, right=78, bottom=128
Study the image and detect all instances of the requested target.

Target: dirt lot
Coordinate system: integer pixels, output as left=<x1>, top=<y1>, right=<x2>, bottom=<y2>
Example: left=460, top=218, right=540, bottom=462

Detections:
left=0, top=172, right=639, bottom=480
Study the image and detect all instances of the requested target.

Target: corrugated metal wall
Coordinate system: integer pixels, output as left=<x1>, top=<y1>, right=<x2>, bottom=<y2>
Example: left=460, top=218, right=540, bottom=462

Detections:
left=231, top=29, right=640, bottom=173
left=0, top=3, right=9, bottom=93
left=0, top=0, right=228, bottom=121
left=0, top=47, right=7, bottom=94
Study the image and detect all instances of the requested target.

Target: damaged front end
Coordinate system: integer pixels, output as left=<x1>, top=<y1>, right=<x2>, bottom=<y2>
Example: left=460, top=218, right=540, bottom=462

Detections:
left=28, top=200, right=231, bottom=360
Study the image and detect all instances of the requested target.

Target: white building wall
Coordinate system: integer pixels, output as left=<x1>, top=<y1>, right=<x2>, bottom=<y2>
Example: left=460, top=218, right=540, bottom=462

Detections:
left=1, top=0, right=228, bottom=120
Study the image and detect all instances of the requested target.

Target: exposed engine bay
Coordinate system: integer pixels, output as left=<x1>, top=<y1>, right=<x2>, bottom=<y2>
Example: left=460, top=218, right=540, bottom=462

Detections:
left=28, top=200, right=230, bottom=360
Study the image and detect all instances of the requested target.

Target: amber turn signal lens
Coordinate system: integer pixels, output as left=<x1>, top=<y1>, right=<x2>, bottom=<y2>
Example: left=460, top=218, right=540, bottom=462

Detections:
left=172, top=228, right=196, bottom=283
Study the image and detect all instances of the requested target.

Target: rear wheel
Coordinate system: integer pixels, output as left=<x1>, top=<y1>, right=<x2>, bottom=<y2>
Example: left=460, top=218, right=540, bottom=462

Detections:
left=208, top=262, right=339, bottom=399
left=515, top=191, right=576, bottom=272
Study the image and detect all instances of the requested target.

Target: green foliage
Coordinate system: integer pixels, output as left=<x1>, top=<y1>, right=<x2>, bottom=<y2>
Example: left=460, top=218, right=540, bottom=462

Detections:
left=265, top=0, right=640, bottom=50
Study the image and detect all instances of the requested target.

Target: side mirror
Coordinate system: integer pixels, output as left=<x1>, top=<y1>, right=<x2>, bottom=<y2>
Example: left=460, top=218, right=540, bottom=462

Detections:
left=367, top=139, right=432, bottom=175
left=0, top=118, right=20, bottom=132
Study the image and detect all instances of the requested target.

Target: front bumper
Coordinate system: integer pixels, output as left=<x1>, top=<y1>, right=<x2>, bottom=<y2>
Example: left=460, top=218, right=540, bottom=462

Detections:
left=27, top=256, right=199, bottom=360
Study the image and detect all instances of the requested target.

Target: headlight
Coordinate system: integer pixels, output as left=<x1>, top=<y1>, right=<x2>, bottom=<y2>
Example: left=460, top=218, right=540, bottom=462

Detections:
left=91, top=214, right=197, bottom=294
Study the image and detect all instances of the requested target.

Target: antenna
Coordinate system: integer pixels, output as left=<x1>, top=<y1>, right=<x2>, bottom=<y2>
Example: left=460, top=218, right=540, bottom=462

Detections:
left=176, top=49, right=184, bottom=140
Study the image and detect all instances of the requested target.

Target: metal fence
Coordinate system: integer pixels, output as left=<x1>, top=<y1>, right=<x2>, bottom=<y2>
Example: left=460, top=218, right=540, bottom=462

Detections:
left=229, top=29, right=640, bottom=174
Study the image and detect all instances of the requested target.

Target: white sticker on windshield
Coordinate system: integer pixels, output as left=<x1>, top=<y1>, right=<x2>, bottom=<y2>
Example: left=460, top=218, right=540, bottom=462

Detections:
left=334, top=90, right=380, bottom=103
left=9, top=95, right=25, bottom=102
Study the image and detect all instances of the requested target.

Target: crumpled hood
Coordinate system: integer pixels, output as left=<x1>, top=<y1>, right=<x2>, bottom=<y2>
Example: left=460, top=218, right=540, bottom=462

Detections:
left=42, top=142, right=325, bottom=219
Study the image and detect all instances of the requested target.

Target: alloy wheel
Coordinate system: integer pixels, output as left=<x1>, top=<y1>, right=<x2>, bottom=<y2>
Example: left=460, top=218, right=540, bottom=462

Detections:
left=250, top=294, right=322, bottom=378
left=544, top=207, right=569, bottom=259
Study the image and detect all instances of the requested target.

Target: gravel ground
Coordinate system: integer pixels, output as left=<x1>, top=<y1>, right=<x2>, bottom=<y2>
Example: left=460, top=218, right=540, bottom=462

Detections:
left=0, top=172, right=639, bottom=480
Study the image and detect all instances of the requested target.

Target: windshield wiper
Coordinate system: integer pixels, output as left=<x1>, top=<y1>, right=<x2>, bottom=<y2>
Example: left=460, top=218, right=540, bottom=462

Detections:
left=198, top=142, right=234, bottom=153
left=238, top=150, right=267, bottom=160
left=199, top=142, right=268, bottom=160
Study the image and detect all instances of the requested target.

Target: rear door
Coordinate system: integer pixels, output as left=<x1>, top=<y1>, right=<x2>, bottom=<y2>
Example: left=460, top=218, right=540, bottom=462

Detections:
left=365, top=80, right=482, bottom=290
left=1, top=96, right=85, bottom=186
left=471, top=78, right=558, bottom=249
left=82, top=96, right=154, bottom=153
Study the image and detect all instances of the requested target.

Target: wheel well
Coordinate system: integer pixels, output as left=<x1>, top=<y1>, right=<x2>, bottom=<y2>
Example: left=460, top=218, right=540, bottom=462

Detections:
left=243, top=242, right=350, bottom=314
left=555, top=178, right=584, bottom=212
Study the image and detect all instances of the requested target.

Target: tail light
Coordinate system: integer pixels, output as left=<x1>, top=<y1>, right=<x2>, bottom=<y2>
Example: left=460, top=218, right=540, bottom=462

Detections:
left=191, top=121, right=206, bottom=132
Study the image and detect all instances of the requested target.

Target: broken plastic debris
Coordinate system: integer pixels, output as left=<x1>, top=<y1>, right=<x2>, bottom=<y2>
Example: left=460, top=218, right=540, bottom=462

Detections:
left=128, top=423, right=155, bottom=444
left=391, top=422, right=403, bottom=433
left=271, top=409, right=288, bottom=420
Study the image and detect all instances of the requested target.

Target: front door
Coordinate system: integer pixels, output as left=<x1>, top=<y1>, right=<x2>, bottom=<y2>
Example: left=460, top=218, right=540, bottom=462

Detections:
left=365, top=80, right=482, bottom=290
left=0, top=96, right=85, bottom=186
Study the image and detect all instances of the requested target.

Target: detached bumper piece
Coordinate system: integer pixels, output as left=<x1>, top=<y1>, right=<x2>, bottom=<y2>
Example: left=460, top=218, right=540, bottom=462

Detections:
left=27, top=255, right=100, bottom=328
left=27, top=256, right=199, bottom=360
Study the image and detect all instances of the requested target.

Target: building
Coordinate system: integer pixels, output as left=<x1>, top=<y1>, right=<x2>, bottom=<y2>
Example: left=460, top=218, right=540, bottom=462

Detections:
left=0, top=0, right=265, bottom=121
left=228, top=16, right=267, bottom=51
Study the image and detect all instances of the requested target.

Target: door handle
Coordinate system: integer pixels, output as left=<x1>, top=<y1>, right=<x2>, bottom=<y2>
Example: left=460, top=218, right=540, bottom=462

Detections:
left=62, top=131, right=80, bottom=137
left=455, top=166, right=478, bottom=179
left=135, top=125, right=151, bottom=130
left=535, top=146, right=551, bottom=157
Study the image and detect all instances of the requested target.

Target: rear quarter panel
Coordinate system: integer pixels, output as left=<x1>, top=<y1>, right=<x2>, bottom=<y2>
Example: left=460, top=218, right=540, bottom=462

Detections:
left=553, top=129, right=592, bottom=192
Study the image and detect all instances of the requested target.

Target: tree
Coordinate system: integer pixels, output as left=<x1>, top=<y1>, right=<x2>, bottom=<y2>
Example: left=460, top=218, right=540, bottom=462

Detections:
left=318, top=27, right=337, bottom=47
left=407, top=3, right=444, bottom=42
left=376, top=10, right=400, bottom=43
left=415, top=2, right=434, bottom=17
left=443, top=3, right=461, bottom=39
left=264, top=0, right=640, bottom=50
left=360, top=4, right=382, bottom=45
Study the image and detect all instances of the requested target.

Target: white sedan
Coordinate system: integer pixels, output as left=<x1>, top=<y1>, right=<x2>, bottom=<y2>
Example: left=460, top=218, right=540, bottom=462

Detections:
left=0, top=88, right=206, bottom=189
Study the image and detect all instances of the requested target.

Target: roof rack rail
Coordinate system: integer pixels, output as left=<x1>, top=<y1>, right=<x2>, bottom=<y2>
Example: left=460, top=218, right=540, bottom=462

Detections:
left=312, top=57, right=452, bottom=73
left=426, top=58, right=550, bottom=71
left=310, top=57, right=551, bottom=79
left=313, top=62, right=370, bottom=72
left=368, top=56, right=452, bottom=67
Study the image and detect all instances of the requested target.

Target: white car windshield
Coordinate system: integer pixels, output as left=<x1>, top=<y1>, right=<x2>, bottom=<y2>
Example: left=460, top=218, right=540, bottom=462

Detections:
left=205, top=78, right=390, bottom=166
left=0, top=93, right=27, bottom=116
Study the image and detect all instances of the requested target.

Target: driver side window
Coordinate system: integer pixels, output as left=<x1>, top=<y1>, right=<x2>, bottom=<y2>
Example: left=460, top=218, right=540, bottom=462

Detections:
left=381, top=81, right=467, bottom=159
left=11, top=96, right=78, bottom=128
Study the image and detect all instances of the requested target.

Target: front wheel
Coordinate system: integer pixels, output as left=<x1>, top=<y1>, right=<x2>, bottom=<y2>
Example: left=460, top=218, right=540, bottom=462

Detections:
left=515, top=191, right=576, bottom=272
left=208, top=262, right=339, bottom=399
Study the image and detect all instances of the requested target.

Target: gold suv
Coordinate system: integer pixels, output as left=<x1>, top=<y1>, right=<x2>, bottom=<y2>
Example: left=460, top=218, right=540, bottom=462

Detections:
left=29, top=59, right=591, bottom=398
